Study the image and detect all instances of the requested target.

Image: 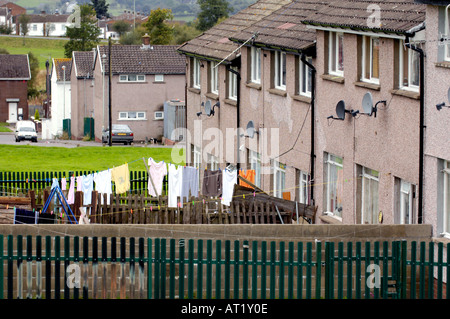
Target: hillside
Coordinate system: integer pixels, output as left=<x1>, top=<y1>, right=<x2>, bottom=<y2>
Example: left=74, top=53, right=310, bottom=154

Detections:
left=14, top=0, right=257, bottom=22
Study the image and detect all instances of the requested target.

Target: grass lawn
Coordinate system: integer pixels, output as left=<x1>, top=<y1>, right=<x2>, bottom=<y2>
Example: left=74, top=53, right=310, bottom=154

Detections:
left=0, top=123, right=12, bottom=133
left=0, top=36, right=67, bottom=70
left=0, top=145, right=185, bottom=172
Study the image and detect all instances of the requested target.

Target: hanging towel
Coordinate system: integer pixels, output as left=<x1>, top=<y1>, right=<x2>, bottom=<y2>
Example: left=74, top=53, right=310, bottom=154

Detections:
left=51, top=178, right=59, bottom=190
left=61, top=177, right=67, bottom=191
left=94, top=170, right=112, bottom=205
left=76, top=176, right=83, bottom=192
left=67, top=176, right=76, bottom=204
left=82, top=174, right=94, bottom=205
left=148, top=158, right=167, bottom=197
left=202, top=169, right=222, bottom=197
left=111, top=163, right=130, bottom=194
left=168, top=163, right=183, bottom=208
left=181, top=166, right=199, bottom=205
left=221, top=169, right=237, bottom=206
left=239, top=169, right=256, bottom=188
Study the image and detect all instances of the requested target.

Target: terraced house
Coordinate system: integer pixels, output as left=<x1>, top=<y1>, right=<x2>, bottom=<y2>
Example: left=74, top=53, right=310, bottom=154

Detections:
left=177, top=0, right=450, bottom=231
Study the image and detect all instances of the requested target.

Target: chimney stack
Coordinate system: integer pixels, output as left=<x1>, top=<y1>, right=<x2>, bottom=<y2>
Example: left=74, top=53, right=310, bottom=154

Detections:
left=142, top=33, right=150, bottom=46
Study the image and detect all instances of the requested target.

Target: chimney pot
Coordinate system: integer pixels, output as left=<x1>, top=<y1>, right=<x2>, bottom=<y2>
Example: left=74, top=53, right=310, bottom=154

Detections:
left=142, top=33, right=150, bottom=46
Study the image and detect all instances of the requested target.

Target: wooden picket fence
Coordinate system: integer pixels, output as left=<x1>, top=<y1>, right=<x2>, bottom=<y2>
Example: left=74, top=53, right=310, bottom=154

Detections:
left=1, top=235, right=449, bottom=299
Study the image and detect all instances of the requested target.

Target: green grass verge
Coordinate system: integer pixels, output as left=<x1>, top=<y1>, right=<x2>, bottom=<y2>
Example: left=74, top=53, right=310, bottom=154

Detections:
left=0, top=123, right=12, bottom=133
left=0, top=36, right=67, bottom=70
left=0, top=145, right=185, bottom=172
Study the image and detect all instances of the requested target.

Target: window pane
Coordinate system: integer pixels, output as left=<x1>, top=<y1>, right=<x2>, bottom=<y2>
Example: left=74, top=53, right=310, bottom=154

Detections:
left=119, top=75, right=127, bottom=81
left=331, top=33, right=337, bottom=72
left=128, top=112, right=136, bottom=119
left=409, top=50, right=420, bottom=87
left=371, top=38, right=380, bottom=79
left=119, top=112, right=127, bottom=118
left=128, top=74, right=137, bottom=82
left=371, top=177, right=379, bottom=224
left=364, top=37, right=371, bottom=79
left=282, top=52, right=286, bottom=86
left=338, top=33, right=344, bottom=72
left=137, top=75, right=145, bottom=81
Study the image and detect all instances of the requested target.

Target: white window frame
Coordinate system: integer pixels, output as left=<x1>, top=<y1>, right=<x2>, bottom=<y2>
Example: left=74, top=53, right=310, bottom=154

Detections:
left=119, top=74, right=146, bottom=82
left=298, top=170, right=309, bottom=205
left=193, top=57, right=201, bottom=89
left=155, top=74, right=164, bottom=82
left=361, top=167, right=379, bottom=225
left=445, top=5, right=450, bottom=62
left=325, top=153, right=343, bottom=218
left=299, top=56, right=312, bottom=97
left=273, top=160, right=286, bottom=198
left=399, top=180, right=414, bottom=225
left=329, top=32, right=344, bottom=77
left=118, top=111, right=146, bottom=120
left=228, top=66, right=238, bottom=100
left=443, top=161, right=450, bottom=236
left=399, top=40, right=420, bottom=92
left=274, top=51, right=286, bottom=90
left=361, top=36, right=380, bottom=84
left=249, top=149, right=261, bottom=188
left=193, top=145, right=201, bottom=170
left=251, top=46, right=261, bottom=84
left=208, top=154, right=219, bottom=171
left=210, top=61, right=219, bottom=95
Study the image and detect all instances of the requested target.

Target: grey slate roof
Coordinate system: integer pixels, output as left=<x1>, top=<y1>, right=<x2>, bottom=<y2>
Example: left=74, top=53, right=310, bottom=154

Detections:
left=177, top=0, right=291, bottom=63
left=0, top=54, right=30, bottom=79
left=231, top=0, right=332, bottom=52
left=302, top=0, right=426, bottom=35
left=72, top=51, right=94, bottom=78
left=53, top=58, right=72, bottom=82
left=98, top=44, right=185, bottom=75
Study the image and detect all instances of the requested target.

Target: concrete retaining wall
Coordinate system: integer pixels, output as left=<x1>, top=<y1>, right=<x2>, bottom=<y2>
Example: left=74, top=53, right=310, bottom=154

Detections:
left=0, top=224, right=433, bottom=243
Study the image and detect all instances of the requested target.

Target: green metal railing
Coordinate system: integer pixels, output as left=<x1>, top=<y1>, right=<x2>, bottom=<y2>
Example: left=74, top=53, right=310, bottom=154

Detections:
left=1, top=235, right=449, bottom=299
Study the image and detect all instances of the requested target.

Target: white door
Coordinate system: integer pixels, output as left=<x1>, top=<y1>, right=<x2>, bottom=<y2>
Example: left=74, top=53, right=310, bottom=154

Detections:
left=8, top=103, right=17, bottom=123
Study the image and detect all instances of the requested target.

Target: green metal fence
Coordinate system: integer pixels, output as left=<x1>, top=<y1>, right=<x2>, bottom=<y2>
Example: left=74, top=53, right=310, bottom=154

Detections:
left=0, top=235, right=448, bottom=299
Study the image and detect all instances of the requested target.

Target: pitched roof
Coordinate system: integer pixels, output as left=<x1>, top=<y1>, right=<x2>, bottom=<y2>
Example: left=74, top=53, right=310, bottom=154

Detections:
left=72, top=51, right=94, bottom=78
left=53, top=58, right=72, bottom=82
left=26, top=13, right=70, bottom=23
left=231, top=0, right=332, bottom=52
left=0, top=54, right=30, bottom=79
left=97, top=44, right=185, bottom=75
left=177, top=0, right=291, bottom=63
left=302, top=0, right=426, bottom=35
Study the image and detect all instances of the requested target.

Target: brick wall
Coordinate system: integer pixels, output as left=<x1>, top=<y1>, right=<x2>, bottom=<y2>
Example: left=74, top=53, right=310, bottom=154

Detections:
left=0, top=80, right=29, bottom=122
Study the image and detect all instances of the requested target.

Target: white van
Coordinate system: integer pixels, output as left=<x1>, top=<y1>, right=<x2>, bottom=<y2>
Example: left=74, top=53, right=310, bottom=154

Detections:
left=15, top=120, right=37, bottom=143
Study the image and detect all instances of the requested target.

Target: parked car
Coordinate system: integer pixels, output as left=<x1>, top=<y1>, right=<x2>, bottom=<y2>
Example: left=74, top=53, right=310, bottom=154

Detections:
left=102, top=124, right=134, bottom=145
left=15, top=121, right=37, bottom=142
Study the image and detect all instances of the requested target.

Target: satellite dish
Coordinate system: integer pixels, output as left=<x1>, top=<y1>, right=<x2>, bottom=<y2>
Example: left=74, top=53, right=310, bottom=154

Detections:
left=362, top=92, right=374, bottom=116
left=336, top=100, right=346, bottom=120
left=246, top=120, right=256, bottom=138
left=204, top=100, right=212, bottom=116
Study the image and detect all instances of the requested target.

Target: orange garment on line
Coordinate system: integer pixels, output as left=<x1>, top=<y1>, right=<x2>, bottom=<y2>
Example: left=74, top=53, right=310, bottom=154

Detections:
left=239, top=169, right=255, bottom=188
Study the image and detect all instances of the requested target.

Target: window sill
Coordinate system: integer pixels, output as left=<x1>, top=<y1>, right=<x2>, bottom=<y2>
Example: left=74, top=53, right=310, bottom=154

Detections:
left=354, top=81, right=380, bottom=91
left=292, top=94, right=312, bottom=104
left=319, top=214, right=343, bottom=224
left=321, top=74, right=345, bottom=84
left=153, top=81, right=166, bottom=84
left=435, top=61, right=450, bottom=69
left=267, top=88, right=287, bottom=97
left=188, top=87, right=201, bottom=94
left=246, top=82, right=262, bottom=90
left=205, top=92, right=219, bottom=100
left=224, top=98, right=237, bottom=106
left=390, top=88, right=420, bottom=100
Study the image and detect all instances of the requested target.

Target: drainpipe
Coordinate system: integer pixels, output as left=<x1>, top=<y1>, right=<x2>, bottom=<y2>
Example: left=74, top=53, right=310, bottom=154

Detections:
left=300, top=53, right=316, bottom=206
left=405, top=29, right=425, bottom=224
left=227, top=65, right=241, bottom=170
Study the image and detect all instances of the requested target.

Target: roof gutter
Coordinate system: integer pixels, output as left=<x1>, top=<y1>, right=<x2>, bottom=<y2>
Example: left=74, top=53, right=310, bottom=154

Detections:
left=404, top=22, right=426, bottom=224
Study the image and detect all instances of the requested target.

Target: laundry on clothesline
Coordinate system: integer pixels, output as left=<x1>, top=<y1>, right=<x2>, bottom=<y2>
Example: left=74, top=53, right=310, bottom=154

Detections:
left=221, top=168, right=237, bottom=206
left=94, top=169, right=112, bottom=205
left=111, top=163, right=130, bottom=194
left=202, top=169, right=222, bottom=197
left=14, top=208, right=37, bottom=224
left=181, top=166, right=199, bottom=205
left=147, top=157, right=167, bottom=197
left=168, top=163, right=183, bottom=208
left=239, top=169, right=255, bottom=188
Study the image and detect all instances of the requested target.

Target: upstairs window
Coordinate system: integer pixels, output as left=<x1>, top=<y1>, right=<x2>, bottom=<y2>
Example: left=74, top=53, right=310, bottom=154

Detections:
left=329, top=32, right=344, bottom=76
left=398, top=40, right=420, bottom=92
left=361, top=167, right=379, bottom=225
left=192, top=57, right=201, bottom=89
left=119, top=74, right=145, bottom=82
left=273, top=160, right=286, bottom=199
left=299, top=56, right=313, bottom=97
left=324, top=153, right=343, bottom=218
left=361, top=36, right=380, bottom=84
left=274, top=51, right=286, bottom=90
left=155, top=74, right=164, bottom=82
left=210, top=61, right=219, bottom=95
left=250, top=47, right=261, bottom=84
left=228, top=66, right=238, bottom=100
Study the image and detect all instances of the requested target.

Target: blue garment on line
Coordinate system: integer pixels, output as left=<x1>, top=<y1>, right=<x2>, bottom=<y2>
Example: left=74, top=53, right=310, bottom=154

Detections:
left=14, top=208, right=36, bottom=224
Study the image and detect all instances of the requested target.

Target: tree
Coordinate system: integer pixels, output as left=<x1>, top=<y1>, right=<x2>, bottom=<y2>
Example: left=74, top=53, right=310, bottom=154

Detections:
left=171, top=21, right=202, bottom=45
left=112, top=20, right=131, bottom=37
left=27, top=52, right=40, bottom=98
left=64, top=4, right=101, bottom=58
left=142, top=8, right=174, bottom=45
left=196, top=0, right=232, bottom=32
left=91, top=0, right=109, bottom=19
left=18, top=14, right=30, bottom=45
